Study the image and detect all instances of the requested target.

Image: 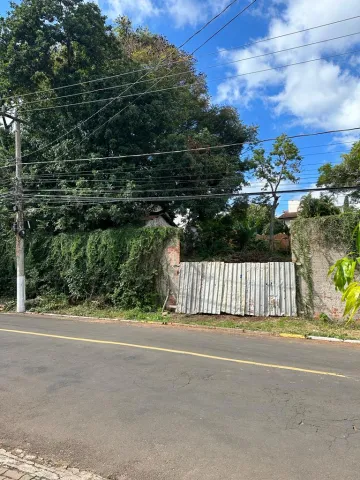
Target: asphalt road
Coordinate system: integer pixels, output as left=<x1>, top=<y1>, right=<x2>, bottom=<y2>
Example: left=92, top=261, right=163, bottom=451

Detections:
left=0, top=314, right=359, bottom=480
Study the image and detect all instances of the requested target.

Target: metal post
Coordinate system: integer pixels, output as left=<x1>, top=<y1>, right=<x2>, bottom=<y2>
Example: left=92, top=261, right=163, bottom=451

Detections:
left=15, top=112, right=25, bottom=313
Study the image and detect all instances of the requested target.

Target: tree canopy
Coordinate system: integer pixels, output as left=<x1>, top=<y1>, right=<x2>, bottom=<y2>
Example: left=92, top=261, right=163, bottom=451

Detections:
left=251, top=134, right=302, bottom=249
left=298, top=193, right=340, bottom=218
left=0, top=0, right=255, bottom=233
left=317, top=141, right=360, bottom=203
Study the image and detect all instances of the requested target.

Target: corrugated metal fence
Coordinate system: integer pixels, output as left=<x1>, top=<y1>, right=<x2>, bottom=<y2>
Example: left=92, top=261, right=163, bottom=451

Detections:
left=176, top=262, right=297, bottom=316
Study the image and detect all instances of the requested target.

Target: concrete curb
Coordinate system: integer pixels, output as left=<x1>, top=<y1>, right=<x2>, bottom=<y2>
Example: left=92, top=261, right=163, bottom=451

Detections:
left=10, top=311, right=360, bottom=345
left=308, top=335, right=360, bottom=344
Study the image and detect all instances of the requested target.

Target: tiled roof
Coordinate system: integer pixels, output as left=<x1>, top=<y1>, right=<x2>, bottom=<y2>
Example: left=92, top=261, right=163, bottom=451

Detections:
left=278, top=211, right=298, bottom=219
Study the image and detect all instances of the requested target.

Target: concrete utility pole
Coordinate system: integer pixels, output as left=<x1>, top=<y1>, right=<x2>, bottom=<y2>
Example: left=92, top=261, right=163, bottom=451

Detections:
left=1, top=107, right=26, bottom=312
left=14, top=111, right=25, bottom=312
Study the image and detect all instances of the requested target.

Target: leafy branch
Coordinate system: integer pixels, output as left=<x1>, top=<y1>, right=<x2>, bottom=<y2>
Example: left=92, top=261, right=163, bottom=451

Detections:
left=328, top=222, right=360, bottom=322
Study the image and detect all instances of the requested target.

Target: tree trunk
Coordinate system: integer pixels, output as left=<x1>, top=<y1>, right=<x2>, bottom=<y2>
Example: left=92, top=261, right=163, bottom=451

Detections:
left=269, top=195, right=279, bottom=252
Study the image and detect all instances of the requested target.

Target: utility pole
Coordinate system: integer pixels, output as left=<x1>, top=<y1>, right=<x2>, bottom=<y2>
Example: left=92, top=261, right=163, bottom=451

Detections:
left=15, top=111, right=25, bottom=312
left=1, top=107, right=26, bottom=312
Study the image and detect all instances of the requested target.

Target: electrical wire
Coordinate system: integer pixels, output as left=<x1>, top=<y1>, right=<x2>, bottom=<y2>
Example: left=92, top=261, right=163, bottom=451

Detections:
left=22, top=46, right=360, bottom=113
left=19, top=30, right=360, bottom=108
left=9, top=141, right=352, bottom=178
left=178, top=0, right=242, bottom=48
left=0, top=175, right=345, bottom=194
left=3, top=14, right=360, bottom=103
left=14, top=126, right=360, bottom=167
left=18, top=185, right=360, bottom=205
left=61, top=2, right=259, bottom=163
left=1, top=0, right=246, bottom=104
left=195, top=0, right=270, bottom=54
left=9, top=160, right=345, bottom=187
left=16, top=0, right=257, bottom=164
left=16, top=170, right=333, bottom=183
left=21, top=178, right=339, bottom=194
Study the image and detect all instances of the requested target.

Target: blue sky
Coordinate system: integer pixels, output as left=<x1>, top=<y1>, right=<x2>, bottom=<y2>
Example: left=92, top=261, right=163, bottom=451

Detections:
left=99, top=0, right=360, bottom=211
left=2, top=0, right=360, bottom=212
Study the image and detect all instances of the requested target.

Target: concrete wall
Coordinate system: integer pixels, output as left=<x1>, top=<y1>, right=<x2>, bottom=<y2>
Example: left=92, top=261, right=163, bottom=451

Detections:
left=291, top=219, right=349, bottom=319
left=158, top=234, right=180, bottom=308
left=145, top=216, right=171, bottom=227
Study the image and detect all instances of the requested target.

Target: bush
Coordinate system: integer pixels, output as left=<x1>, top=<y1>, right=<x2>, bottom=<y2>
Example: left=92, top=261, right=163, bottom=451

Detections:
left=0, top=227, right=178, bottom=309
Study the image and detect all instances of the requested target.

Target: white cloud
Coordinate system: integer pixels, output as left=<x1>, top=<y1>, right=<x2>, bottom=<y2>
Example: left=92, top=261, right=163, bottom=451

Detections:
left=349, top=54, right=360, bottom=67
left=104, top=0, right=247, bottom=28
left=215, top=0, right=360, bottom=141
left=165, top=0, right=206, bottom=28
left=165, top=0, right=240, bottom=27
left=106, top=0, right=160, bottom=24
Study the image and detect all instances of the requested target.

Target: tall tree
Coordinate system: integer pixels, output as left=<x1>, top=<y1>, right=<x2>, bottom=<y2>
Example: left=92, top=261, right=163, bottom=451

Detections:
left=0, top=3, right=255, bottom=232
left=298, top=193, right=340, bottom=218
left=317, top=141, right=360, bottom=203
left=251, top=134, right=302, bottom=249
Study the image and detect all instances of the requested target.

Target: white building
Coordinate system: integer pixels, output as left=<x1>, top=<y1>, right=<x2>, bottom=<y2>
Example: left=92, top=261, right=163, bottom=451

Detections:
left=278, top=200, right=300, bottom=228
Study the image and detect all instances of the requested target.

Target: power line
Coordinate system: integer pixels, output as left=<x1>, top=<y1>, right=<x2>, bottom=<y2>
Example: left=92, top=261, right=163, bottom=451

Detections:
left=20, top=173, right=329, bottom=188
left=178, top=0, right=242, bottom=48
left=14, top=126, right=360, bottom=167
left=18, top=185, right=360, bottom=205
left=19, top=30, right=360, bottom=109
left=0, top=174, right=343, bottom=193
left=20, top=177, right=338, bottom=194
left=1, top=0, right=246, bottom=104
left=16, top=0, right=257, bottom=165
left=14, top=170, right=329, bottom=184
left=4, top=14, right=360, bottom=103
left=8, top=142, right=351, bottom=178
left=22, top=47, right=360, bottom=113
left=63, top=1, right=259, bottom=161
left=14, top=160, right=340, bottom=179
left=108, top=15, right=360, bottom=65
left=9, top=155, right=347, bottom=185
left=202, top=15, right=360, bottom=56
left=6, top=173, right=335, bottom=191
left=195, top=0, right=298, bottom=54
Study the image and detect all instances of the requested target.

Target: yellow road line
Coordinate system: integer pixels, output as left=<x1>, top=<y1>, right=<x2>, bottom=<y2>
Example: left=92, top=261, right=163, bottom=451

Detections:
left=0, top=327, right=347, bottom=378
left=279, top=333, right=306, bottom=339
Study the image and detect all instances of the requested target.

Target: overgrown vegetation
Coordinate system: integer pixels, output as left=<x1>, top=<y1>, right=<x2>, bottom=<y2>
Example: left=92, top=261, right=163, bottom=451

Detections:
left=0, top=227, right=178, bottom=309
left=183, top=199, right=290, bottom=261
left=251, top=134, right=302, bottom=250
left=4, top=296, right=359, bottom=340
left=318, top=140, right=360, bottom=203
left=292, top=212, right=360, bottom=317
left=0, top=0, right=255, bottom=233
left=298, top=193, right=340, bottom=218
left=328, top=222, right=360, bottom=322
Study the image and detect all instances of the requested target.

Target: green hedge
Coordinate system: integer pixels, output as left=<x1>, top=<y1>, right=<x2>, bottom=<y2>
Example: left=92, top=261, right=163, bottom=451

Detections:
left=291, top=212, right=360, bottom=316
left=0, top=227, right=177, bottom=308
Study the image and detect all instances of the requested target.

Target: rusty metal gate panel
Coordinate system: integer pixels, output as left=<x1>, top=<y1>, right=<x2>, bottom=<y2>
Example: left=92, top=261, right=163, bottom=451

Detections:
left=222, top=263, right=246, bottom=315
left=200, top=262, right=224, bottom=314
left=176, top=262, right=202, bottom=314
left=177, top=261, right=297, bottom=316
left=177, top=262, right=224, bottom=315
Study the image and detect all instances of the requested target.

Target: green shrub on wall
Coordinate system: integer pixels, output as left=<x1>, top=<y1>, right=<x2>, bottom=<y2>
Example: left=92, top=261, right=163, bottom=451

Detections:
left=0, top=232, right=16, bottom=297
left=291, top=212, right=360, bottom=316
left=0, top=227, right=177, bottom=308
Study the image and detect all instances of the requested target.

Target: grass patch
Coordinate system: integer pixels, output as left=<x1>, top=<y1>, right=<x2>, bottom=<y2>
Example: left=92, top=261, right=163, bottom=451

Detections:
left=24, top=296, right=164, bottom=322
left=2, top=295, right=360, bottom=340
left=171, top=315, right=360, bottom=340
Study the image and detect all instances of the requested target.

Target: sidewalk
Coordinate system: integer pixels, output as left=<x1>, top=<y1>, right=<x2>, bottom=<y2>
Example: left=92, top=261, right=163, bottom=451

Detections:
left=0, top=448, right=104, bottom=480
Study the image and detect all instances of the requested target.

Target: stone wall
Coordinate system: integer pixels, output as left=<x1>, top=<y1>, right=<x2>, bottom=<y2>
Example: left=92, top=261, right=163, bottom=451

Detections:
left=291, top=215, right=359, bottom=319
left=158, top=235, right=180, bottom=308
